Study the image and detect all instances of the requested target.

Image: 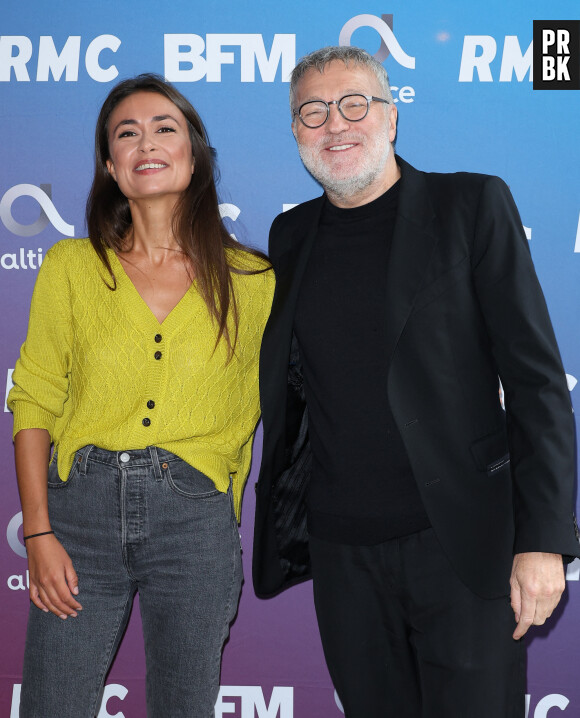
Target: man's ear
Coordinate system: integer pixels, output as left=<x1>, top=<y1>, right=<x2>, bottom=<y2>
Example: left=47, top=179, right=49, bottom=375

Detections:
left=388, top=105, right=398, bottom=144
left=291, top=119, right=298, bottom=140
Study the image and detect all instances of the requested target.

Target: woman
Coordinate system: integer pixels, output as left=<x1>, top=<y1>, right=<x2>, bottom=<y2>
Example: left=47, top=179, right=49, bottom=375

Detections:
left=8, top=74, right=274, bottom=717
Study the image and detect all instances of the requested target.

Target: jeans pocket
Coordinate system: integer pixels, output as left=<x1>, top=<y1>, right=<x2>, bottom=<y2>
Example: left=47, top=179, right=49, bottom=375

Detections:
left=165, top=460, right=221, bottom=499
left=47, top=452, right=80, bottom=489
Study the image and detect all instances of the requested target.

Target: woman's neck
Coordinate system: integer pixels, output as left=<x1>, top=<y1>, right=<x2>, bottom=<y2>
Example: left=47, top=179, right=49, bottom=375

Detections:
left=124, top=195, right=181, bottom=257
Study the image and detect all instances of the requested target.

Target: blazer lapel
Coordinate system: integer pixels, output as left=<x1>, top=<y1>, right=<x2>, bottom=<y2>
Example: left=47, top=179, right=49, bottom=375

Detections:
left=384, top=157, right=440, bottom=362
left=260, top=197, right=324, bottom=419
left=268, top=196, right=325, bottom=327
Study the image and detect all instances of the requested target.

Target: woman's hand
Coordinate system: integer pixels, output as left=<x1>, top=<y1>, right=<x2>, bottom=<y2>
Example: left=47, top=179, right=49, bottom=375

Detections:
left=14, top=429, right=82, bottom=619
left=26, top=533, right=83, bottom=619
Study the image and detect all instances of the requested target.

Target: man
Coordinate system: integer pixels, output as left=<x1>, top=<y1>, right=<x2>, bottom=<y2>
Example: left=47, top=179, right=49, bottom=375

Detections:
left=253, top=46, right=579, bottom=717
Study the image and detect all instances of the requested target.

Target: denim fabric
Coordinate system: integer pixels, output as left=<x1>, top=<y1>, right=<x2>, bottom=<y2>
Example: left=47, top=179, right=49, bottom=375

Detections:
left=20, top=446, right=243, bottom=718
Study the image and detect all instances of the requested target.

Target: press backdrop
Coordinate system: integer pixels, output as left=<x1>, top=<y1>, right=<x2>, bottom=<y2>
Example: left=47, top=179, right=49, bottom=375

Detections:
left=1, top=1, right=579, bottom=716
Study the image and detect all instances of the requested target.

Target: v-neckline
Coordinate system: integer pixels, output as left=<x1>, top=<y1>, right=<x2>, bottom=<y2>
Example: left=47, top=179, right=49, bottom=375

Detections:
left=108, top=249, right=196, bottom=328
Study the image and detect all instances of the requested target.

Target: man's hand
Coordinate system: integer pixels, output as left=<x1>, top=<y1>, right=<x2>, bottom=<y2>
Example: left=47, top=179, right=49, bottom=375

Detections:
left=510, top=552, right=565, bottom=640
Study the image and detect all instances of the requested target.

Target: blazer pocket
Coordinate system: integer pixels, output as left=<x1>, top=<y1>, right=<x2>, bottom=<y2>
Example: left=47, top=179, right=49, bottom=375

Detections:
left=470, top=430, right=510, bottom=475
left=413, top=256, right=470, bottom=311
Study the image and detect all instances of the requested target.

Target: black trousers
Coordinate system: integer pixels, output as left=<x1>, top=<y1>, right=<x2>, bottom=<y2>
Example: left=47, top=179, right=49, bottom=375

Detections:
left=309, top=528, right=525, bottom=718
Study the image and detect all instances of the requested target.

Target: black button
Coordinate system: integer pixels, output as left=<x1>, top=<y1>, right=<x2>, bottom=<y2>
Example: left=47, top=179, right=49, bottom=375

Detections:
left=154, top=351, right=162, bottom=360
left=154, top=334, right=162, bottom=343
left=147, top=400, right=155, bottom=409
left=142, top=418, right=151, bottom=427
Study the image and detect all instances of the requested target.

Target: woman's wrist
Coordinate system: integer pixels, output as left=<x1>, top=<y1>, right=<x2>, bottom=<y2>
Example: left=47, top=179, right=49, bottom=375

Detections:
left=23, top=530, right=55, bottom=542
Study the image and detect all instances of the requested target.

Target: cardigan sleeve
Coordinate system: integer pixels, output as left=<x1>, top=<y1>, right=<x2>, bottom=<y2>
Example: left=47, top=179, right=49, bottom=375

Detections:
left=8, top=244, right=73, bottom=440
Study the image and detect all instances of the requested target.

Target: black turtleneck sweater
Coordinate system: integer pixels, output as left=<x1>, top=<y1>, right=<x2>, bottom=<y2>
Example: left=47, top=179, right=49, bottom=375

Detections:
left=294, top=181, right=430, bottom=545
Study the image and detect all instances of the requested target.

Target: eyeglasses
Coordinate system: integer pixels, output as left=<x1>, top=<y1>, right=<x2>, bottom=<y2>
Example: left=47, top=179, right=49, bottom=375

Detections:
left=293, top=94, right=390, bottom=129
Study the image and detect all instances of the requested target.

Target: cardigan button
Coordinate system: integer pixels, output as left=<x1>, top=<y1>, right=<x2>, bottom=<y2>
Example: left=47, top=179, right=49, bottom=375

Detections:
left=154, top=351, right=162, bottom=360
left=154, top=334, right=162, bottom=343
left=147, top=400, right=155, bottom=409
left=142, top=418, right=151, bottom=427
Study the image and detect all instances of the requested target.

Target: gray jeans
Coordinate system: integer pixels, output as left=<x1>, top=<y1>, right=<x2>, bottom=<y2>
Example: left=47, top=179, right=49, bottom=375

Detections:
left=20, top=445, right=243, bottom=718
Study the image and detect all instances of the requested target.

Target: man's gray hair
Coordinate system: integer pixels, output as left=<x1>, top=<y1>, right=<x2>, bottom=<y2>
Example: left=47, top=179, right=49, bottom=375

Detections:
left=289, top=46, right=393, bottom=112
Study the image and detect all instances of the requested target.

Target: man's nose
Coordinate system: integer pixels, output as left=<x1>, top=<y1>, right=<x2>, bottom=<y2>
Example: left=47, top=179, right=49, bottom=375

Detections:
left=325, top=102, right=350, bottom=133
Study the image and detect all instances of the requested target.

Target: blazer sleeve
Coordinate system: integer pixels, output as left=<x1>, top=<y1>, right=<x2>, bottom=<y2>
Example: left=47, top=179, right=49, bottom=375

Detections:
left=471, top=176, right=577, bottom=556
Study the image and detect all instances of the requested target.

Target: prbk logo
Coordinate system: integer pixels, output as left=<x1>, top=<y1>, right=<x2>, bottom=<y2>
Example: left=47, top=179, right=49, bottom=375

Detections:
left=339, top=14, right=416, bottom=103
left=0, top=35, right=120, bottom=82
left=533, top=21, right=580, bottom=90
left=164, top=34, right=295, bottom=83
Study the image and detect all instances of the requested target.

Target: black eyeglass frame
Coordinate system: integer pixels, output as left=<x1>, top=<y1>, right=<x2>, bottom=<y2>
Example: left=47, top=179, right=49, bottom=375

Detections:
left=292, top=94, right=391, bottom=129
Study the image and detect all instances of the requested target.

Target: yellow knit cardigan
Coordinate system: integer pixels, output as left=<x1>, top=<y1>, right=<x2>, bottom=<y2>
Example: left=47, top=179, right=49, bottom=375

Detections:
left=8, top=238, right=274, bottom=518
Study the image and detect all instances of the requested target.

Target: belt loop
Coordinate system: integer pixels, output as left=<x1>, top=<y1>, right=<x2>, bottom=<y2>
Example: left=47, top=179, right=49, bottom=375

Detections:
left=78, top=445, right=94, bottom=476
left=148, top=446, right=162, bottom=481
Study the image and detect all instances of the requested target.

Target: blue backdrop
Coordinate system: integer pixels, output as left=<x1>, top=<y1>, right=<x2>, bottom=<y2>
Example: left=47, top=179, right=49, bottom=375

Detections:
left=1, top=1, right=579, bottom=716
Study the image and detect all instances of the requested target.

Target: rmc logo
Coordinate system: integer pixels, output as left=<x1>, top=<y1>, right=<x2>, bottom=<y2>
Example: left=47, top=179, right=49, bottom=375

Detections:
left=459, top=35, right=532, bottom=82
left=0, top=35, right=120, bottom=82
left=334, top=689, right=570, bottom=716
left=339, top=14, right=416, bottom=104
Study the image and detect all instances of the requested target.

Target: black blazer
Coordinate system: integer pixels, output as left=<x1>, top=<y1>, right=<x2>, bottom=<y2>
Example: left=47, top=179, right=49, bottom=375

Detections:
left=253, top=156, right=579, bottom=599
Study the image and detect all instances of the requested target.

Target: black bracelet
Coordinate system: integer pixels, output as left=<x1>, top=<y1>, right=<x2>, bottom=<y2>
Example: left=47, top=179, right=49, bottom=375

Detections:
left=23, top=530, right=55, bottom=542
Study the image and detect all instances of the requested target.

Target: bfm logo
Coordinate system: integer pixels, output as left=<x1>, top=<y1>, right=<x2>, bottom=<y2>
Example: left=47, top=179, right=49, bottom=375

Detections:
left=164, top=34, right=295, bottom=82
left=10, top=685, right=293, bottom=717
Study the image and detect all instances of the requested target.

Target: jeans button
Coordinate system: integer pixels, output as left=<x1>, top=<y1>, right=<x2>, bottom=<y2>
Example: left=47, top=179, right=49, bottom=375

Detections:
left=119, top=452, right=130, bottom=463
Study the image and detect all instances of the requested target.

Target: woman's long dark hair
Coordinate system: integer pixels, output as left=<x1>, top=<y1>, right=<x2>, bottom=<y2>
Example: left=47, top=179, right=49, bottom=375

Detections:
left=86, top=73, right=268, bottom=355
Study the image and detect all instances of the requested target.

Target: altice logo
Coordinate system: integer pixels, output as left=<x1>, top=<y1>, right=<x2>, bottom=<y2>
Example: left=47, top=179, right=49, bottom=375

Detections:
left=0, top=184, right=74, bottom=237
left=7, top=512, right=26, bottom=560
left=339, top=14, right=416, bottom=69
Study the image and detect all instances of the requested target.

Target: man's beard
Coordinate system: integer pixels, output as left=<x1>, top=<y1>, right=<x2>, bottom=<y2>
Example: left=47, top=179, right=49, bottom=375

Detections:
left=296, top=128, right=392, bottom=202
